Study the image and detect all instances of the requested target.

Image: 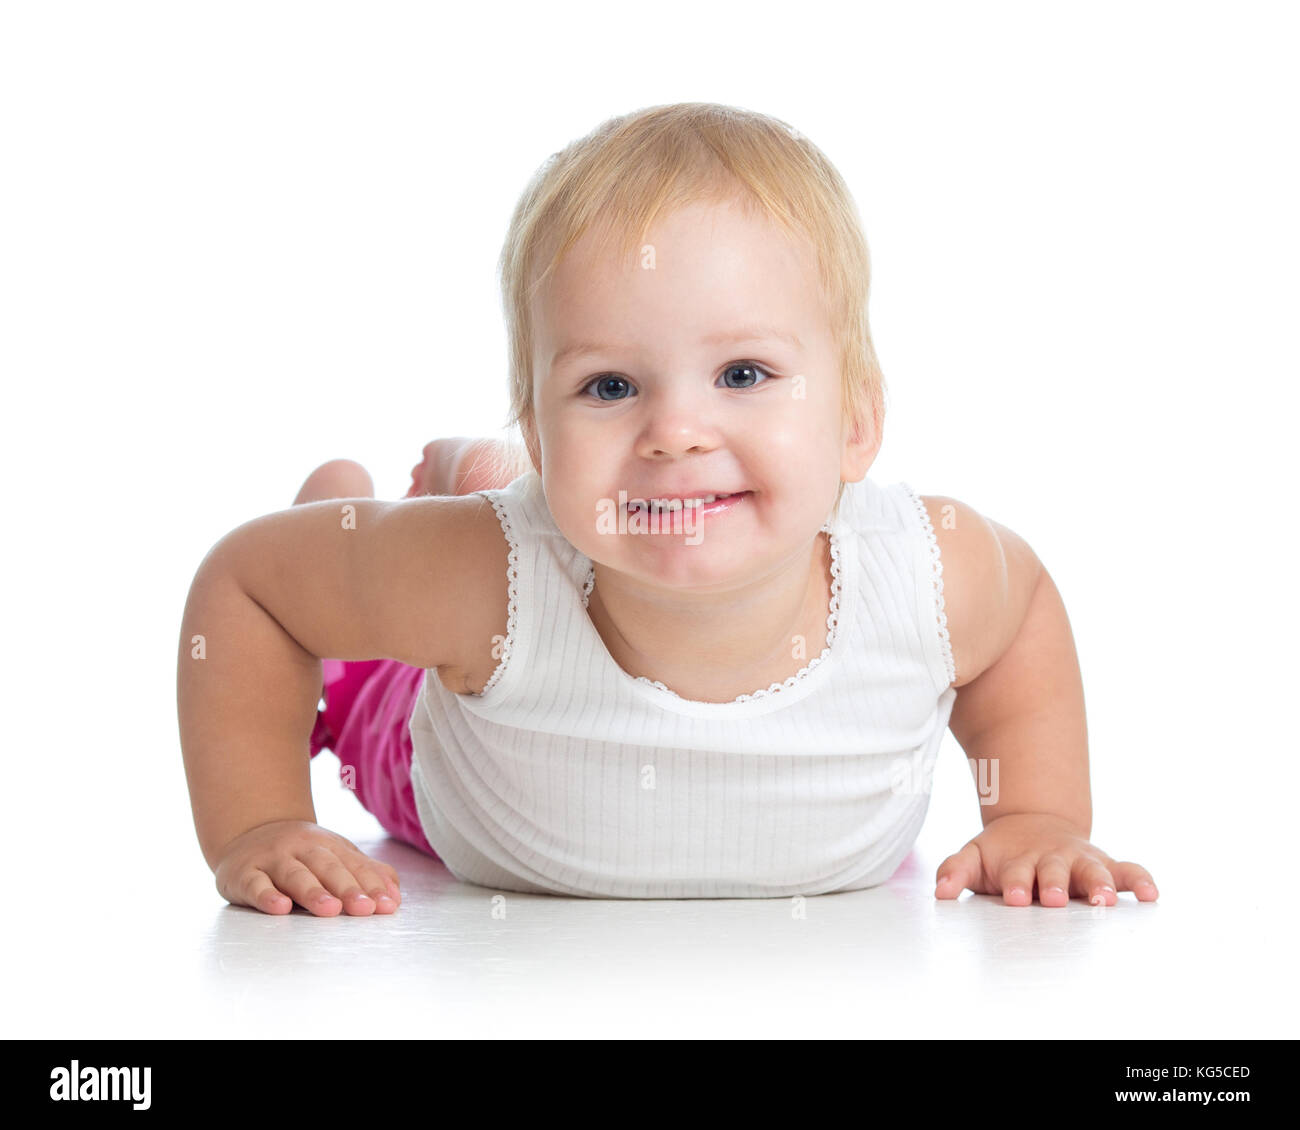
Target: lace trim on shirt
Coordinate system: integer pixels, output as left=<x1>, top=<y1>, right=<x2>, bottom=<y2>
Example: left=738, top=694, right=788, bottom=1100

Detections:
left=474, top=491, right=520, bottom=696
left=581, top=522, right=842, bottom=704
left=899, top=483, right=957, bottom=688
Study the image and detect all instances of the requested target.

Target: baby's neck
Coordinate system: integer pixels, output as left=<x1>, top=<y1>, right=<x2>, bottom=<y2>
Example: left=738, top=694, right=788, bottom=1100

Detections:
left=585, top=531, right=832, bottom=703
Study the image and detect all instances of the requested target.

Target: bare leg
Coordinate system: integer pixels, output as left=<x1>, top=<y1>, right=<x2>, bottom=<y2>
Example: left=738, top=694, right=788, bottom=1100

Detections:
left=294, top=459, right=375, bottom=506
left=407, top=438, right=525, bottom=498
left=454, top=438, right=527, bottom=493
left=293, top=441, right=518, bottom=508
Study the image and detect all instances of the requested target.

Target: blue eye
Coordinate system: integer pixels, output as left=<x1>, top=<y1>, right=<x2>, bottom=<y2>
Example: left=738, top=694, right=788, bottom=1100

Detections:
left=718, top=362, right=770, bottom=389
left=583, top=375, right=635, bottom=401
left=580, top=362, right=773, bottom=401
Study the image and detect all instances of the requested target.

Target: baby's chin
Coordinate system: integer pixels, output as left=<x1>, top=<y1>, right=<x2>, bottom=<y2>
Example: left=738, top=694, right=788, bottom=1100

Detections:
left=595, top=553, right=763, bottom=596
left=573, top=525, right=794, bottom=592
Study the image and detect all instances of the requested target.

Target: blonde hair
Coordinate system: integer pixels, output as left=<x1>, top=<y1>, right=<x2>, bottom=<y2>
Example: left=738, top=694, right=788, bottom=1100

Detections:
left=497, top=101, right=887, bottom=511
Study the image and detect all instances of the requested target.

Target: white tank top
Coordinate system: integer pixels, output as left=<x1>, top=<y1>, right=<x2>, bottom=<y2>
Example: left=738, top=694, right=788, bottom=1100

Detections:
left=408, top=469, right=957, bottom=898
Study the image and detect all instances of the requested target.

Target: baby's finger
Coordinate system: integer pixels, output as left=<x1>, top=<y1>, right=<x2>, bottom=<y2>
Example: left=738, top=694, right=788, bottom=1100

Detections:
left=1073, top=857, right=1117, bottom=906
left=1035, top=854, right=1071, bottom=907
left=298, top=846, right=378, bottom=915
left=935, top=842, right=981, bottom=898
left=350, top=859, right=400, bottom=913
left=229, top=868, right=292, bottom=915
left=997, top=854, right=1038, bottom=906
left=268, top=856, right=344, bottom=916
left=372, top=861, right=401, bottom=900
left=1109, top=860, right=1159, bottom=902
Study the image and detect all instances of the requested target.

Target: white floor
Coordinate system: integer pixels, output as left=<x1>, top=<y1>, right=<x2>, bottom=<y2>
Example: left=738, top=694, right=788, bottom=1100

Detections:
left=10, top=728, right=1293, bottom=1040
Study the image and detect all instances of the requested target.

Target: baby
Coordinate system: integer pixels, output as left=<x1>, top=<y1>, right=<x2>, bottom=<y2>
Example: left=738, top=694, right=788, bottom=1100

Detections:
left=177, top=102, right=1158, bottom=915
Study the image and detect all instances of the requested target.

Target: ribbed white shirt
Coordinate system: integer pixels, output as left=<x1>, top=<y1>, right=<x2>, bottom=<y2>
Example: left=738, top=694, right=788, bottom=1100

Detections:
left=408, top=470, right=957, bottom=898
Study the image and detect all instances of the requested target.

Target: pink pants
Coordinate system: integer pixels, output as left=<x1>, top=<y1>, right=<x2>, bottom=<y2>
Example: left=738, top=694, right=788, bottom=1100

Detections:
left=309, top=659, right=439, bottom=858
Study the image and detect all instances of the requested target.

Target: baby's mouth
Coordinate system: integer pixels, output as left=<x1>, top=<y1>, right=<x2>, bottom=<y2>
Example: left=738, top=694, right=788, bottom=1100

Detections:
left=624, top=491, right=751, bottom=514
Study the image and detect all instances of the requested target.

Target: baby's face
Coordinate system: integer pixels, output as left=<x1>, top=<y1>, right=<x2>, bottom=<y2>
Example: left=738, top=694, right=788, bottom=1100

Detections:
left=529, top=196, right=875, bottom=591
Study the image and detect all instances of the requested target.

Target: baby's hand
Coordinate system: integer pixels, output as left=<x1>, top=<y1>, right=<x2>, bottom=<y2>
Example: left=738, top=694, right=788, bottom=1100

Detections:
left=934, top=813, right=1159, bottom=907
left=212, top=819, right=402, bottom=916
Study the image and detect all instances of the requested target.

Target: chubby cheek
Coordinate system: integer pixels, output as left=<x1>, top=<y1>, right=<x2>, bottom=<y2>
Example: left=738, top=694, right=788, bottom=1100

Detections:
left=541, top=469, right=609, bottom=558
left=769, top=421, right=842, bottom=509
left=736, top=445, right=838, bottom=519
left=541, top=424, right=627, bottom=537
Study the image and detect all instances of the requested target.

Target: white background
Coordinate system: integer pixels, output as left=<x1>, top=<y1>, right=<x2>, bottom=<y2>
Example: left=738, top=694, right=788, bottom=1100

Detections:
left=2, top=1, right=1296, bottom=1040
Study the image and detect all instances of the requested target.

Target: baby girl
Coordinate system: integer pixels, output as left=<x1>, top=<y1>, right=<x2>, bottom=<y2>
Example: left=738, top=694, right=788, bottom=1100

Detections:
left=177, top=102, right=1159, bottom=914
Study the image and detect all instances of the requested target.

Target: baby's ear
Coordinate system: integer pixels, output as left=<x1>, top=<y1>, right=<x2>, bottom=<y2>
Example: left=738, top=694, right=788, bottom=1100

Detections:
left=842, top=400, right=882, bottom=482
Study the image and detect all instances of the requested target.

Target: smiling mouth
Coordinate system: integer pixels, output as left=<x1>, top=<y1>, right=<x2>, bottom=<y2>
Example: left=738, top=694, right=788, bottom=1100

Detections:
left=625, top=491, right=750, bottom=514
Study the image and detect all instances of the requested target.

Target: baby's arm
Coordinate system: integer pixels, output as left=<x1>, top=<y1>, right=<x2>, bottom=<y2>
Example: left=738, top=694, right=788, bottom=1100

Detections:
left=924, top=497, right=1159, bottom=906
left=929, top=499, right=1089, bottom=830
left=177, top=492, right=492, bottom=914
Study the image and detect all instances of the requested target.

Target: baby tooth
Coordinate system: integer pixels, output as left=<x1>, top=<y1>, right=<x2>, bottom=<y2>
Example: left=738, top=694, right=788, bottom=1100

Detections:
left=633, top=493, right=734, bottom=513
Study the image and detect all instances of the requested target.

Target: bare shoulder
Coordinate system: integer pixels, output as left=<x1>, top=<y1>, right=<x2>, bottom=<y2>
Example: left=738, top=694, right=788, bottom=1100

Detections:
left=217, top=490, right=510, bottom=681
left=917, top=495, right=1043, bottom=687
left=329, top=491, right=510, bottom=687
left=407, top=492, right=512, bottom=696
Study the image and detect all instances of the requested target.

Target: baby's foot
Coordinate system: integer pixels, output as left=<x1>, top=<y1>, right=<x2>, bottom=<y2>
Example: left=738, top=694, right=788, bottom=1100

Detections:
left=453, top=438, right=523, bottom=493
left=407, top=438, right=520, bottom=497
left=406, top=438, right=468, bottom=498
